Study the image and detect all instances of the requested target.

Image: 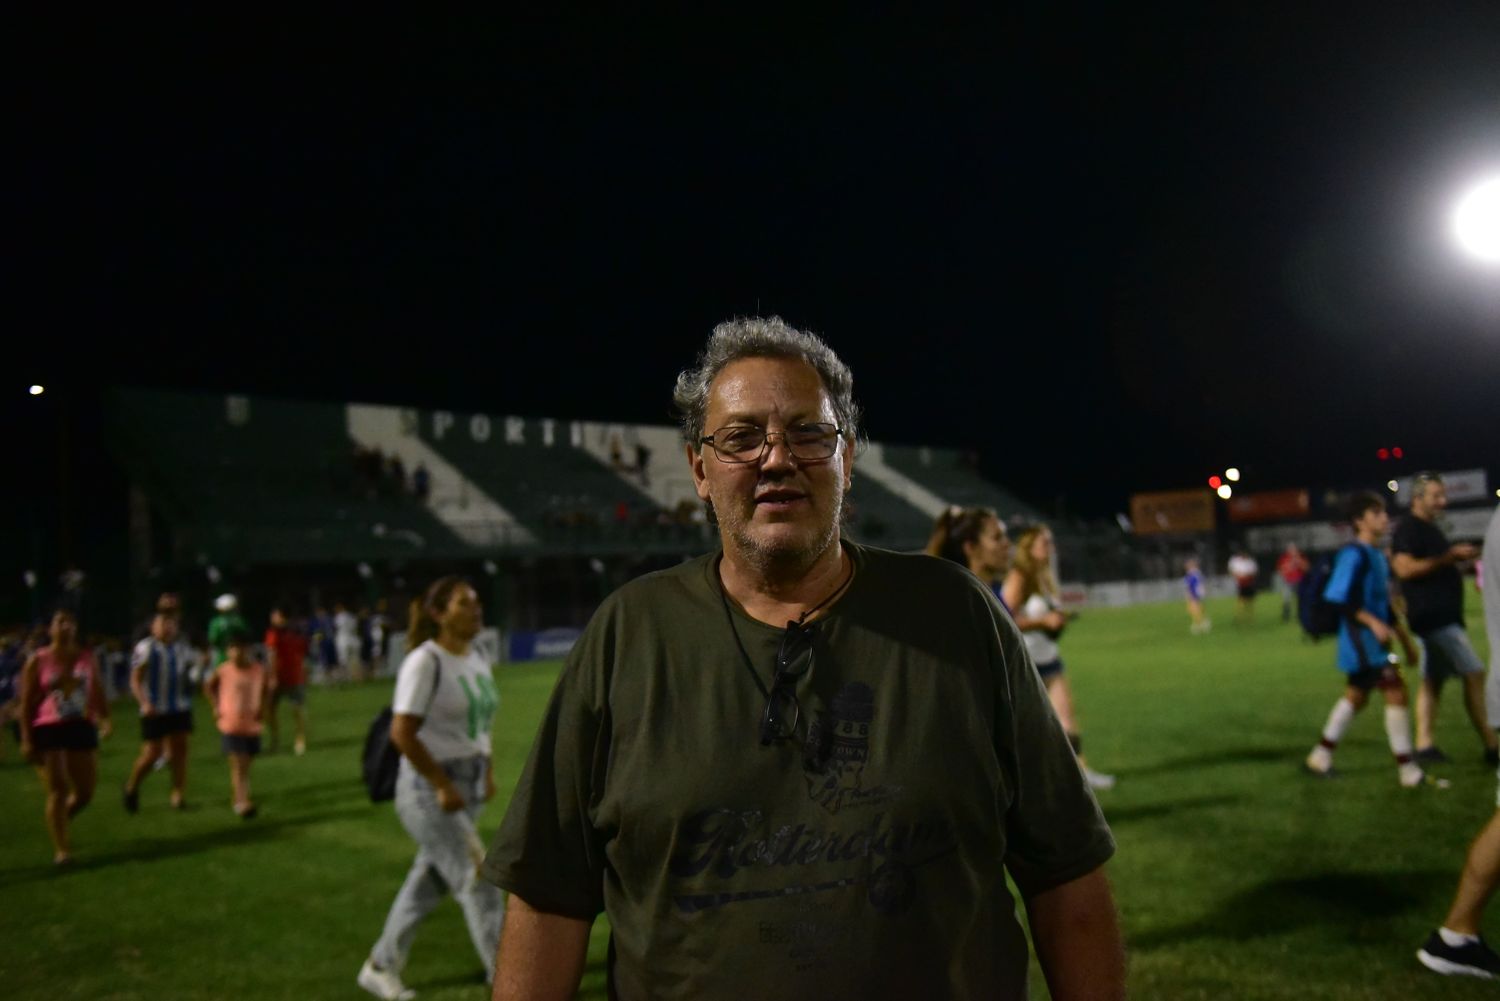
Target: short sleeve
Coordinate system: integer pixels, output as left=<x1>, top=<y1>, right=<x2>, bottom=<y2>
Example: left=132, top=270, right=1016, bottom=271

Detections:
left=1390, top=519, right=1416, bottom=557
left=1322, top=547, right=1358, bottom=606
left=392, top=645, right=439, bottom=715
left=481, top=607, right=613, bottom=919
left=129, top=640, right=151, bottom=670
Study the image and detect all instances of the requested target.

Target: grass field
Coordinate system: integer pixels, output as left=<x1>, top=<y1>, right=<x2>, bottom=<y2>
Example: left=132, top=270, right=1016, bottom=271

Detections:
left=2, top=587, right=1495, bottom=1000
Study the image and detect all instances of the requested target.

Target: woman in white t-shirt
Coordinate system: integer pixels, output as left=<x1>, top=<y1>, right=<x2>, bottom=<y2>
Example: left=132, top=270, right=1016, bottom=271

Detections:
left=1002, top=524, right=1116, bottom=791
left=358, top=577, right=505, bottom=1001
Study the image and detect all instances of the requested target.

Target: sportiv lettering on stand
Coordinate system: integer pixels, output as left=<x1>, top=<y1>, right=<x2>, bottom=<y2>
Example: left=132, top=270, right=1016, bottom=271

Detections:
left=456, top=675, right=499, bottom=740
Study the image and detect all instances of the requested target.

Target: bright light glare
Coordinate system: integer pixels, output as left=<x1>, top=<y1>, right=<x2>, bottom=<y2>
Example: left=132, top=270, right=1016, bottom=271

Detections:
left=1454, top=177, right=1500, bottom=262
left=1225, top=467, right=1241, bottom=482
left=1387, top=480, right=1399, bottom=492
left=29, top=385, right=44, bottom=396
left=1216, top=484, right=1233, bottom=500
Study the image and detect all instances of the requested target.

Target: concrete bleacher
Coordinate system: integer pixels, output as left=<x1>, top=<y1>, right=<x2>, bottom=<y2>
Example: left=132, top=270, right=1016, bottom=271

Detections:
left=108, top=390, right=1043, bottom=564
left=879, top=444, right=1040, bottom=524
left=106, top=389, right=468, bottom=563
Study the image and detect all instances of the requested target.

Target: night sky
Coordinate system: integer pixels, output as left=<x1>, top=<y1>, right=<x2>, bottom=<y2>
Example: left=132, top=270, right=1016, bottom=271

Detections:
left=13, top=8, right=1500, bottom=524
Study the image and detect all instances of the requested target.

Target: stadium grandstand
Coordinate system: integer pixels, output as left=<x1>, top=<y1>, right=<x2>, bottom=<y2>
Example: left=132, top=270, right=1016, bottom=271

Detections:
left=101, top=388, right=1041, bottom=635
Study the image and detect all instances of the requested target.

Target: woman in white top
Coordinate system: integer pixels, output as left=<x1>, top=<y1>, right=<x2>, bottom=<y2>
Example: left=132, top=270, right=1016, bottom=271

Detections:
left=1001, top=525, right=1115, bottom=791
left=359, top=577, right=505, bottom=1001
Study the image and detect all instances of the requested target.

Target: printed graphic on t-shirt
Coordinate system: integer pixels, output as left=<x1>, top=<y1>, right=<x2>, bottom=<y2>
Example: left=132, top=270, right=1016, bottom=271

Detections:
left=457, top=673, right=499, bottom=740
left=667, top=679, right=958, bottom=973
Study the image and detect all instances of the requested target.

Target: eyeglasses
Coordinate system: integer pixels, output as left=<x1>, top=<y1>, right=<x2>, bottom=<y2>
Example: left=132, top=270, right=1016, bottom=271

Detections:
left=760, top=621, right=815, bottom=745
left=700, top=423, right=842, bottom=464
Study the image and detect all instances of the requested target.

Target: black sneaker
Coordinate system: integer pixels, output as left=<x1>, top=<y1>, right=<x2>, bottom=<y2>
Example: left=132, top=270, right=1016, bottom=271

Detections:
left=1417, top=930, right=1500, bottom=979
left=122, top=787, right=139, bottom=815
left=1414, top=746, right=1451, bottom=765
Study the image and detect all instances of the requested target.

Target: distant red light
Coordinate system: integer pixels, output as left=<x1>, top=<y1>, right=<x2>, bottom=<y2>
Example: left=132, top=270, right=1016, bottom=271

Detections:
left=1377, top=448, right=1390, bottom=461
left=1208, top=475, right=1222, bottom=489
left=1392, top=446, right=1403, bottom=459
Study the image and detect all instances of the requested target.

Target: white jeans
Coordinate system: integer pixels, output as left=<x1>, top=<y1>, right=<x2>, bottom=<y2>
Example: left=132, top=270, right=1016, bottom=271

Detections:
left=370, top=756, right=505, bottom=978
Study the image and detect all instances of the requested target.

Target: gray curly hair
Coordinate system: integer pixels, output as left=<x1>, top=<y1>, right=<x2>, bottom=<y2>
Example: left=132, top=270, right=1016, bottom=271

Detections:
left=672, top=316, right=864, bottom=446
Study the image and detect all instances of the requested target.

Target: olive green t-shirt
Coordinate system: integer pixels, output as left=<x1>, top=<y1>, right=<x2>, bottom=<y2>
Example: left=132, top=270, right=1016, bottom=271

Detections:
left=483, top=542, right=1114, bottom=1000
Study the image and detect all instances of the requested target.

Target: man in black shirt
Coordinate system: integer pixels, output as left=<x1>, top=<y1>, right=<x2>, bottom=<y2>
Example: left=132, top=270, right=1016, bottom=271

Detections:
left=1391, top=473, right=1492, bottom=765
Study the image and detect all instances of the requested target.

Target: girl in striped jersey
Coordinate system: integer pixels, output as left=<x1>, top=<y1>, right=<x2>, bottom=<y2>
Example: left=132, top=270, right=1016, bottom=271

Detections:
left=124, top=609, right=200, bottom=812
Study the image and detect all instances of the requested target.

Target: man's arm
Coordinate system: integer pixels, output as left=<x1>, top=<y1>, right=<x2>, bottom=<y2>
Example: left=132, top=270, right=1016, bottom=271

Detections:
left=1391, top=543, right=1479, bottom=581
left=491, top=894, right=592, bottom=1001
left=1025, top=865, right=1126, bottom=1001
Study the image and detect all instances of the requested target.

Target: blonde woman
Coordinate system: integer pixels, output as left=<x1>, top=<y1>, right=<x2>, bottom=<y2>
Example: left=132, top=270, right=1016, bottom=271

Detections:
left=1001, top=525, right=1115, bottom=790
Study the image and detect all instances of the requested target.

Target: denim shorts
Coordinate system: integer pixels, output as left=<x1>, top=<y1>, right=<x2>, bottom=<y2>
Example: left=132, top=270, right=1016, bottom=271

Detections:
left=1420, top=624, right=1483, bottom=681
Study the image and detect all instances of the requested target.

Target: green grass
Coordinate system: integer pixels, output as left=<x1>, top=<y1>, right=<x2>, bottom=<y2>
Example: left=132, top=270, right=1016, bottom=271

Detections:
left=1, top=586, right=1494, bottom=999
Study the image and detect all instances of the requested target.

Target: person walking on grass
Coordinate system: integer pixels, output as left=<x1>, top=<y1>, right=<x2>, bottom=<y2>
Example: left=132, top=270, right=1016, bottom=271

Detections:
left=358, top=576, right=504, bottom=1001
left=1184, top=556, right=1211, bottom=634
left=265, top=606, right=309, bottom=755
left=1304, top=491, right=1441, bottom=789
left=204, top=629, right=270, bottom=819
left=1417, top=502, right=1500, bottom=979
left=17, top=608, right=111, bottom=865
left=1003, top=524, right=1116, bottom=790
left=123, top=607, right=199, bottom=813
left=1390, top=471, right=1496, bottom=767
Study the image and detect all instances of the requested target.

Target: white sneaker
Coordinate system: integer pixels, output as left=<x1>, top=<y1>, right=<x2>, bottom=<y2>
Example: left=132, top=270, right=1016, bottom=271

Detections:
left=358, top=960, right=415, bottom=1001
left=1083, top=768, right=1116, bottom=791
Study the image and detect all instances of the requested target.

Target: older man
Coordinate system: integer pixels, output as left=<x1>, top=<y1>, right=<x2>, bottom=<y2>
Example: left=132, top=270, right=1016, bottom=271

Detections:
left=483, top=317, right=1123, bottom=1000
left=1392, top=472, right=1494, bottom=766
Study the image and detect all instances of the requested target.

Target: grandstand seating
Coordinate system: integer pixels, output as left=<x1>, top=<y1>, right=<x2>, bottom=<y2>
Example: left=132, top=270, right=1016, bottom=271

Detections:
left=879, top=444, right=1040, bottom=524
left=106, top=390, right=1041, bottom=565
left=106, top=389, right=468, bottom=564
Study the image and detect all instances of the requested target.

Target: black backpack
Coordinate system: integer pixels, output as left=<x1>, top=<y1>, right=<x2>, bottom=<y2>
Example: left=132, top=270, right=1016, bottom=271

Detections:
left=361, top=650, right=440, bottom=803
left=1298, top=544, right=1369, bottom=640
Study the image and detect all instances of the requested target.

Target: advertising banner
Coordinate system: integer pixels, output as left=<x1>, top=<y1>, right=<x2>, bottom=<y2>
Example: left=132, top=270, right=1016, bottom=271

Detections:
left=1129, top=489, right=1215, bottom=535
left=1227, top=488, right=1310, bottom=524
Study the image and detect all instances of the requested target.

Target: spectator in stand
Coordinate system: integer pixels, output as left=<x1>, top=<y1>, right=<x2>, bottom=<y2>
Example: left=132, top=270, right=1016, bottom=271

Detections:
left=388, top=454, right=407, bottom=493
left=1228, top=548, right=1260, bottom=624
left=265, top=606, right=309, bottom=756
left=18, top=608, right=111, bottom=864
left=1392, top=471, right=1495, bottom=766
left=412, top=463, right=431, bottom=502
left=1275, top=544, right=1310, bottom=623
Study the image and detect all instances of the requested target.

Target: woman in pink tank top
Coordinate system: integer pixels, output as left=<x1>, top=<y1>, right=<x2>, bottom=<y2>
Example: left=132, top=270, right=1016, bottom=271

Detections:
left=18, top=608, right=112, bottom=865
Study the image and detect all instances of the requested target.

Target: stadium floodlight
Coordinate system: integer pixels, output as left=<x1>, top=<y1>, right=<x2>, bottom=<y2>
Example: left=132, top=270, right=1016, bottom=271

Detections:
left=1388, top=480, right=1399, bottom=492
left=29, top=384, right=44, bottom=396
left=1454, top=176, right=1500, bottom=263
left=1216, top=484, right=1233, bottom=500
left=1225, top=467, right=1241, bottom=483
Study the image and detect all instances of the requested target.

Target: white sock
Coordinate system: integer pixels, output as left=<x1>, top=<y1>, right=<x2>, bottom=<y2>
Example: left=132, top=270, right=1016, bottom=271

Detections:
left=1385, top=706, right=1414, bottom=759
left=1439, top=926, right=1480, bottom=947
left=1322, top=698, right=1357, bottom=745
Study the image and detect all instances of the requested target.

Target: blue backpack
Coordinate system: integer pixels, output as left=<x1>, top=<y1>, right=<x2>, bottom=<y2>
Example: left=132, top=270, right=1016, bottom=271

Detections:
left=1298, top=544, right=1369, bottom=640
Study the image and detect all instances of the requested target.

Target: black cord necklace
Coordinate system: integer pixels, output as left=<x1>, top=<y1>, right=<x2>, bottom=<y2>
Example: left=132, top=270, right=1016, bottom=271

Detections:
left=718, top=549, right=855, bottom=698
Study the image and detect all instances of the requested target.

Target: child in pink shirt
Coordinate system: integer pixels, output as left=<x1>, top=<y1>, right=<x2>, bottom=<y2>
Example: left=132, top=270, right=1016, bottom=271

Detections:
left=204, top=631, right=271, bottom=818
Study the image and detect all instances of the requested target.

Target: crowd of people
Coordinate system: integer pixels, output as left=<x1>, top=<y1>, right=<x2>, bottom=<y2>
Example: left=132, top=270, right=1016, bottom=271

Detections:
left=5, top=317, right=1497, bottom=995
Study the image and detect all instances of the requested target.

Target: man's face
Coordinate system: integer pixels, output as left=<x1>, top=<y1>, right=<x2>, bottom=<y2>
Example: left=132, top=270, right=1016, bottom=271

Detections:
left=689, top=356, right=853, bottom=572
left=1412, top=481, right=1447, bottom=519
left=153, top=613, right=180, bottom=643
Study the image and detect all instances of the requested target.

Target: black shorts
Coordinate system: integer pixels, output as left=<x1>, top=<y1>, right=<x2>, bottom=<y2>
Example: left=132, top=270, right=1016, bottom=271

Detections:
left=32, top=719, right=99, bottom=752
left=221, top=734, right=262, bottom=756
left=1347, top=665, right=1402, bottom=692
left=1035, top=659, right=1066, bottom=680
left=1237, top=583, right=1258, bottom=599
left=141, top=710, right=194, bottom=742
